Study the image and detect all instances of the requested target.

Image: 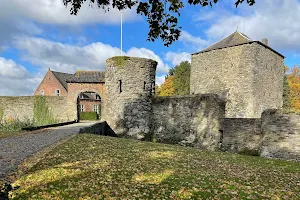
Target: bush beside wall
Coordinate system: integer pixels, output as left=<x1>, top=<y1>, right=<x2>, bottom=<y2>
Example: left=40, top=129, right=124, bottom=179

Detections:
left=80, top=112, right=98, bottom=120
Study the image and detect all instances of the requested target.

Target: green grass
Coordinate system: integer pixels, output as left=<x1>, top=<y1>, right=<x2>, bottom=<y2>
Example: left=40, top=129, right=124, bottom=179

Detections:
left=0, top=131, right=23, bottom=139
left=11, top=134, right=300, bottom=199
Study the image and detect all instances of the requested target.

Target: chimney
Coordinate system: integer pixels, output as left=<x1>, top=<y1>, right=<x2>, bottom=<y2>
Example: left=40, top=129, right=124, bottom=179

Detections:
left=262, top=38, right=268, bottom=46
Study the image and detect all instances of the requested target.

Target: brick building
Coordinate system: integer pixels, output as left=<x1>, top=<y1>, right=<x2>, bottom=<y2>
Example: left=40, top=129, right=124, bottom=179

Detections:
left=35, top=69, right=104, bottom=117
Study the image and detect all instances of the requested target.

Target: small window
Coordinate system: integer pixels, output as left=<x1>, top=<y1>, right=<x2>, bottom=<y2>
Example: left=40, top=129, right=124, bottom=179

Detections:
left=144, top=81, right=146, bottom=90
left=96, top=95, right=100, bottom=100
left=40, top=90, right=44, bottom=95
left=93, top=105, right=99, bottom=113
left=80, top=104, right=84, bottom=112
left=119, top=80, right=122, bottom=93
left=56, top=89, right=60, bottom=96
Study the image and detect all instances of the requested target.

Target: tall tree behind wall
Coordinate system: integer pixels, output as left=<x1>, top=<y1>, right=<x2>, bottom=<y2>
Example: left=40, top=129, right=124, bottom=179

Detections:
left=287, top=66, right=300, bottom=110
left=283, top=66, right=291, bottom=109
left=157, top=61, right=191, bottom=96
left=173, top=61, right=191, bottom=95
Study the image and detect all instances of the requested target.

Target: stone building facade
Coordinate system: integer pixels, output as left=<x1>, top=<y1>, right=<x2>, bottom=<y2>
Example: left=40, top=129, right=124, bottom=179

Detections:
left=190, top=31, right=285, bottom=118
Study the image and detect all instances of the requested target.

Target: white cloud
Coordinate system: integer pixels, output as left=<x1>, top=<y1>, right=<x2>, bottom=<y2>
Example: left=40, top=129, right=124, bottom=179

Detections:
left=127, top=48, right=169, bottom=73
left=14, top=36, right=169, bottom=74
left=155, top=75, right=166, bottom=86
left=179, top=30, right=209, bottom=51
left=0, top=0, right=138, bottom=48
left=205, top=0, right=300, bottom=51
left=165, top=52, right=191, bottom=66
left=0, top=57, right=41, bottom=95
left=0, top=0, right=138, bottom=25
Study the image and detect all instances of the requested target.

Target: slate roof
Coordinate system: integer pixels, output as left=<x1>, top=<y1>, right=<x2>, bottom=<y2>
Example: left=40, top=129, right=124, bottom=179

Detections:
left=192, top=31, right=284, bottom=58
left=51, top=71, right=73, bottom=90
left=66, top=71, right=105, bottom=83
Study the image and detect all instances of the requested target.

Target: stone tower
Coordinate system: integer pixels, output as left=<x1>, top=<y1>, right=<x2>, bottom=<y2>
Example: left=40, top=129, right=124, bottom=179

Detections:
left=104, top=56, right=157, bottom=139
left=190, top=31, right=284, bottom=118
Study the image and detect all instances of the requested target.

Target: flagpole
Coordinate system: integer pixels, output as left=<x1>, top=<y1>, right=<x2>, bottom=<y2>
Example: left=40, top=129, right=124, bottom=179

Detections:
left=121, top=10, right=123, bottom=56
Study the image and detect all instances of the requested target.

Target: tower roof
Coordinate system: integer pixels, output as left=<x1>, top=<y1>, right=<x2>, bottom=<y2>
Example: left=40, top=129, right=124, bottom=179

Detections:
left=192, top=31, right=284, bottom=58
left=198, top=31, right=251, bottom=54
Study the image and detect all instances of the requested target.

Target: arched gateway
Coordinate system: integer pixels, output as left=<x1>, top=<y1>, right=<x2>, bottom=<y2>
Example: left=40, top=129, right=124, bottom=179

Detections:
left=66, top=71, right=106, bottom=122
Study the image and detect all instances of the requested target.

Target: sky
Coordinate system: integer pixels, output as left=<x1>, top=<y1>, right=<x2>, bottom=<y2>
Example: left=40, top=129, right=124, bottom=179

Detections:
left=0, top=0, right=300, bottom=96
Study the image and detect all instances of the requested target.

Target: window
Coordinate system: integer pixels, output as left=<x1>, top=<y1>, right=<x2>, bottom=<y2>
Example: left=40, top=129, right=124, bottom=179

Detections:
left=56, top=89, right=60, bottom=96
left=80, top=104, right=84, bottom=112
left=93, top=104, right=99, bottom=113
left=144, top=81, right=146, bottom=90
left=40, top=90, right=44, bottom=95
left=96, top=94, right=100, bottom=100
left=119, top=80, right=122, bottom=93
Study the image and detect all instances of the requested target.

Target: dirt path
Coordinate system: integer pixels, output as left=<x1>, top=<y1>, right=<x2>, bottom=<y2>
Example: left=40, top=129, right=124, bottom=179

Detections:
left=0, top=122, right=98, bottom=179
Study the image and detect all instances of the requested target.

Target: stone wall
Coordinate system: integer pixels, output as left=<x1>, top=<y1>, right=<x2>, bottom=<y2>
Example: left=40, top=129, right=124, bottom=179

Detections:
left=191, top=42, right=284, bottom=118
left=222, top=109, right=300, bottom=162
left=260, top=110, right=300, bottom=161
left=252, top=43, right=284, bottom=117
left=104, top=56, right=157, bottom=139
left=0, top=96, right=72, bottom=123
left=152, top=94, right=225, bottom=150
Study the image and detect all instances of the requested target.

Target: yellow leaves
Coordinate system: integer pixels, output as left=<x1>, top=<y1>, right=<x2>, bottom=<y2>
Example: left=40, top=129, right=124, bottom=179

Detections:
left=156, top=76, right=175, bottom=96
left=147, top=150, right=175, bottom=159
left=287, top=66, right=300, bottom=110
left=133, top=169, right=174, bottom=184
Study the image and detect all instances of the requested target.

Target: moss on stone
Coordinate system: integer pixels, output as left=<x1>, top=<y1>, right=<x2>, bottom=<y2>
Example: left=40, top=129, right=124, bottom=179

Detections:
left=110, top=56, right=131, bottom=67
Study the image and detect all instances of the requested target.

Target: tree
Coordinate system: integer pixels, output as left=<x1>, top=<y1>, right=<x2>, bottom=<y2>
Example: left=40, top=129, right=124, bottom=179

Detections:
left=62, top=0, right=255, bottom=46
left=287, top=66, right=300, bottom=110
left=173, top=61, right=191, bottom=95
left=157, top=75, right=174, bottom=96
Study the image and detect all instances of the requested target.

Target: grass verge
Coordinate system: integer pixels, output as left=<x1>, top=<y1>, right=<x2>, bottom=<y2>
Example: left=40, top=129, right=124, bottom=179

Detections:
left=10, top=134, right=300, bottom=199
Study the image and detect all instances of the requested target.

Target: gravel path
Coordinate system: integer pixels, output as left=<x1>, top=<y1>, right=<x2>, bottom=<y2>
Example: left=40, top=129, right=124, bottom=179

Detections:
left=0, top=122, right=98, bottom=179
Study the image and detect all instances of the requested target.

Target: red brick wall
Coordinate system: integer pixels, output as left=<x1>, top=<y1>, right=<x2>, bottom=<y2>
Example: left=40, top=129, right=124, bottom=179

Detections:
left=34, top=70, right=68, bottom=96
left=67, top=83, right=106, bottom=120
left=79, top=99, right=101, bottom=113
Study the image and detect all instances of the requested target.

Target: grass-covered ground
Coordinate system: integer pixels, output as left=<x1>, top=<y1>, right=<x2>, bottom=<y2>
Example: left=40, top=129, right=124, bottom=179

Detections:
left=0, top=132, right=24, bottom=139
left=11, top=134, right=300, bottom=199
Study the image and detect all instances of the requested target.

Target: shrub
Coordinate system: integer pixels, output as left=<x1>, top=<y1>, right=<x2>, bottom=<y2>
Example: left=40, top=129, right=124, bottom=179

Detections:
left=238, top=148, right=260, bottom=157
left=33, top=96, right=58, bottom=126
left=0, top=117, right=33, bottom=132
left=80, top=112, right=98, bottom=120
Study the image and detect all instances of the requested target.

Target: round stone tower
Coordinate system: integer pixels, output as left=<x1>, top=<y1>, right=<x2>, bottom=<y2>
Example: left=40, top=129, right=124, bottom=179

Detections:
left=104, top=56, right=157, bottom=139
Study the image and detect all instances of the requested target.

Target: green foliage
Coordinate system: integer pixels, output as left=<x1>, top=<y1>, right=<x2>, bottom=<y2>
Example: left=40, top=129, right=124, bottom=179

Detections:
left=159, top=61, right=191, bottom=96
left=63, top=0, right=255, bottom=46
left=33, top=96, right=57, bottom=126
left=0, top=104, right=3, bottom=123
left=80, top=112, right=98, bottom=120
left=0, top=118, right=33, bottom=132
left=111, top=56, right=130, bottom=67
left=173, top=61, right=191, bottom=95
left=283, top=75, right=291, bottom=109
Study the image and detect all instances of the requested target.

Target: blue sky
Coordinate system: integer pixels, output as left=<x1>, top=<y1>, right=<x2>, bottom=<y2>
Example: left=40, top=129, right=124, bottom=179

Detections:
left=0, top=0, right=299, bottom=95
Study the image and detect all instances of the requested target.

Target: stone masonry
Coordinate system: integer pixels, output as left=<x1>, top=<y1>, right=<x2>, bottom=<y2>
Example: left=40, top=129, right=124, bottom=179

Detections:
left=191, top=40, right=284, bottom=118
left=104, top=56, right=157, bottom=139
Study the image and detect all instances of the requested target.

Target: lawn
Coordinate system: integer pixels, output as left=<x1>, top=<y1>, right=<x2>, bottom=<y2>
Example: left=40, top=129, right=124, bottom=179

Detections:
left=10, top=134, right=300, bottom=199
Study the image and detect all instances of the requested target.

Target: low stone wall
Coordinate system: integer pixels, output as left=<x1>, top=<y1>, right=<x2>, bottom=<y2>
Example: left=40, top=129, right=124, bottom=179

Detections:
left=222, top=109, right=300, bottom=162
left=0, top=96, right=73, bottom=123
left=260, top=110, right=300, bottom=161
left=151, top=94, right=225, bottom=150
left=221, top=118, right=262, bottom=153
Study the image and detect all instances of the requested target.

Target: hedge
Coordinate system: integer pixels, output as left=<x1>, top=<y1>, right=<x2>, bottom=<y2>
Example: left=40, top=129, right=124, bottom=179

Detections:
left=80, top=112, right=98, bottom=120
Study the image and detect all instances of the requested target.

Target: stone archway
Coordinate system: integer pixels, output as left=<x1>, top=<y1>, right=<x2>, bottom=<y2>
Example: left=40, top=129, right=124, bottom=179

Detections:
left=66, top=83, right=106, bottom=122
